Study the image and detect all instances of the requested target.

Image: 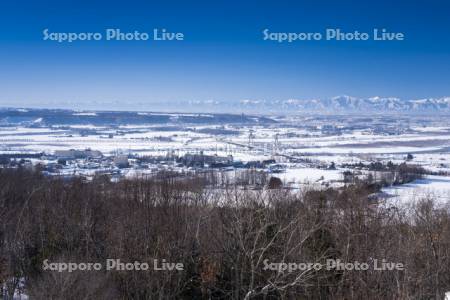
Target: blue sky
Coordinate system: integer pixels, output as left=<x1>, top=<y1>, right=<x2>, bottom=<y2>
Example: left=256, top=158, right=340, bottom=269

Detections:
left=0, top=0, right=449, bottom=109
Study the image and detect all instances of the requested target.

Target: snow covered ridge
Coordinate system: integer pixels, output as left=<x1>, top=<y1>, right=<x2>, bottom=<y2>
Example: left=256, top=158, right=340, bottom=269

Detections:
left=253, top=96, right=450, bottom=112
left=2, top=96, right=450, bottom=114
left=238, top=96, right=450, bottom=113
left=172, top=96, right=450, bottom=114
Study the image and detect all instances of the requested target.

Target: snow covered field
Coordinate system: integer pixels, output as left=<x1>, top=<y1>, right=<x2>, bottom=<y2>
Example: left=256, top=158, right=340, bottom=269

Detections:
left=281, top=167, right=343, bottom=185
left=0, top=109, right=449, bottom=202
left=382, top=175, right=450, bottom=204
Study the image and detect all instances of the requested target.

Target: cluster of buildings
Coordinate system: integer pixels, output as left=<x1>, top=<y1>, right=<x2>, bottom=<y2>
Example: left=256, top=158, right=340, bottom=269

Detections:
left=0, top=148, right=287, bottom=181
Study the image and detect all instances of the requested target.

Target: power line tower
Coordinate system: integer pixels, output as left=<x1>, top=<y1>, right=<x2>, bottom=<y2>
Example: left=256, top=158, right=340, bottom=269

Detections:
left=272, top=133, right=280, bottom=157
left=248, top=129, right=255, bottom=148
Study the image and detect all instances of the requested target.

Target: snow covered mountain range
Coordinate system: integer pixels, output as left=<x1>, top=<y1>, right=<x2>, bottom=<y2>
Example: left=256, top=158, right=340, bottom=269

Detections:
left=2, top=96, right=450, bottom=114
left=181, top=96, right=450, bottom=114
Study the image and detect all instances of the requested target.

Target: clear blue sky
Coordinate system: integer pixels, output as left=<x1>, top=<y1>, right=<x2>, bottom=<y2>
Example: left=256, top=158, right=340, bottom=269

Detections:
left=0, top=0, right=449, bottom=109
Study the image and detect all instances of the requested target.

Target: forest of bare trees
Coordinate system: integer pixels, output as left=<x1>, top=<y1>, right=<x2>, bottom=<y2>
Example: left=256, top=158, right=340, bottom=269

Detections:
left=1, top=167, right=450, bottom=299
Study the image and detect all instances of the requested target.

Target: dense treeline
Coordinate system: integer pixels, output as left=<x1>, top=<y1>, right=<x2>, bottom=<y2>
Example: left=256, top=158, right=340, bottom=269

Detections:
left=1, top=168, right=450, bottom=299
left=342, top=161, right=426, bottom=187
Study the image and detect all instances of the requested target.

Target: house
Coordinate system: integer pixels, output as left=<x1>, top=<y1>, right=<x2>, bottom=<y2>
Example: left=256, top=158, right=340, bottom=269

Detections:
left=181, top=152, right=233, bottom=168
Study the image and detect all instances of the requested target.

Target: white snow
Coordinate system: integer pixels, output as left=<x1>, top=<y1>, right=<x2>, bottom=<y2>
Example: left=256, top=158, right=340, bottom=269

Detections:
left=73, top=112, right=97, bottom=116
left=382, top=175, right=450, bottom=205
left=281, top=167, right=342, bottom=184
